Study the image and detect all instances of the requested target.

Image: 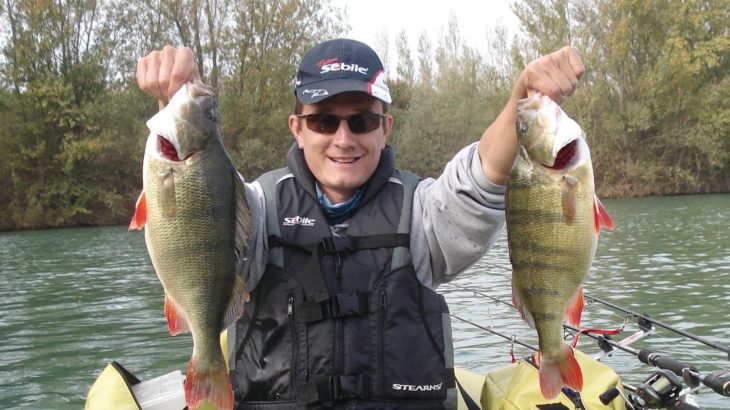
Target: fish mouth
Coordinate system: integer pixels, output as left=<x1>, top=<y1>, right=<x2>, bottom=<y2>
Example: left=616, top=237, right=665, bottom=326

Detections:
left=544, top=139, right=578, bottom=170
left=157, top=135, right=188, bottom=162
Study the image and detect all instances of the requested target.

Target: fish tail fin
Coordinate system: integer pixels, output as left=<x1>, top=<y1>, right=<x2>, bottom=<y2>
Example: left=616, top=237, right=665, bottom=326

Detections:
left=221, top=275, right=249, bottom=329
left=538, top=345, right=583, bottom=399
left=128, top=191, right=147, bottom=230
left=593, top=194, right=614, bottom=232
left=164, top=292, right=190, bottom=336
left=511, top=276, right=535, bottom=328
left=185, top=353, right=233, bottom=410
left=565, top=287, right=584, bottom=327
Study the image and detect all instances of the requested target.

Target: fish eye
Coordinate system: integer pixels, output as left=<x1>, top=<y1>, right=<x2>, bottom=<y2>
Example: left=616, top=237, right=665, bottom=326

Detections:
left=204, top=105, right=219, bottom=123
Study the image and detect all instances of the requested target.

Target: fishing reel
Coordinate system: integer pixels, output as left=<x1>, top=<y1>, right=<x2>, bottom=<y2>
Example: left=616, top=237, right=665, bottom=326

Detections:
left=601, top=369, right=697, bottom=410
left=635, top=369, right=684, bottom=408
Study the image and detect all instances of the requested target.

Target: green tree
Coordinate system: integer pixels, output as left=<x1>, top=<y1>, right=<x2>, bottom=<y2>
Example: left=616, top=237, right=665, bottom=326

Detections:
left=512, top=0, right=730, bottom=196
left=394, top=15, right=509, bottom=177
left=219, top=0, right=348, bottom=179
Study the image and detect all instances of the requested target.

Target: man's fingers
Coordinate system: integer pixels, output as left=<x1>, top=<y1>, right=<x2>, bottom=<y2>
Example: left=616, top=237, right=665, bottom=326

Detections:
left=556, top=47, right=584, bottom=97
left=142, top=50, right=163, bottom=101
left=564, top=46, right=585, bottom=82
left=135, top=46, right=200, bottom=106
left=159, top=46, right=177, bottom=102
left=524, top=46, right=584, bottom=104
left=135, top=57, right=148, bottom=93
left=168, top=50, right=199, bottom=101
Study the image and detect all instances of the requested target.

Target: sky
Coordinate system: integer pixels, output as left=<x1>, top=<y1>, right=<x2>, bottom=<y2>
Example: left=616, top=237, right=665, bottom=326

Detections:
left=331, top=0, right=521, bottom=70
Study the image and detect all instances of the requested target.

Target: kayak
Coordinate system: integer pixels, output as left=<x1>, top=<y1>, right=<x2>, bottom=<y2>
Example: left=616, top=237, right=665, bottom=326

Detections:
left=86, top=348, right=625, bottom=410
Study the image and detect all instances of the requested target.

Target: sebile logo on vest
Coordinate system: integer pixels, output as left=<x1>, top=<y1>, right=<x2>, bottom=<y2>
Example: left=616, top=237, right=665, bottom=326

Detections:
left=282, top=216, right=316, bottom=227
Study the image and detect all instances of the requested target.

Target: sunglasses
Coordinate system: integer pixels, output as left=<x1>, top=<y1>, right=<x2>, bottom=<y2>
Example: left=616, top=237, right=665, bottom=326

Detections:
left=296, top=112, right=387, bottom=134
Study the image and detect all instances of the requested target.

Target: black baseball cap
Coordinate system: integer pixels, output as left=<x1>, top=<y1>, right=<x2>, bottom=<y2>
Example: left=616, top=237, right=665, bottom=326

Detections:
left=294, top=38, right=392, bottom=104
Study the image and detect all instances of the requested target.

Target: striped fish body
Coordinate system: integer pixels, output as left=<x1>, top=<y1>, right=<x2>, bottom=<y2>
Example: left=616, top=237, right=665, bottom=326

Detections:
left=130, top=83, right=252, bottom=410
left=506, top=93, right=612, bottom=399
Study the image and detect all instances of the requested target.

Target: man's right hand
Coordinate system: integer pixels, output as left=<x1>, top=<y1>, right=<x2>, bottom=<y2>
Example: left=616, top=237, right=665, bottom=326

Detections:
left=136, top=45, right=200, bottom=108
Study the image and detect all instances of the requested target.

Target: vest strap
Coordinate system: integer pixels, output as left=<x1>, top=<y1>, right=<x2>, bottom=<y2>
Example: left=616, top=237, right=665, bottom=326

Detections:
left=319, top=234, right=410, bottom=254
left=295, top=374, right=371, bottom=404
left=268, top=233, right=410, bottom=309
left=298, top=291, right=370, bottom=323
left=268, top=233, right=411, bottom=254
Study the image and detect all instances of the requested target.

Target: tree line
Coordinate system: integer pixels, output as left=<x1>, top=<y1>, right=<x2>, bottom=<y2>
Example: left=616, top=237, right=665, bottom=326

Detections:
left=0, top=0, right=728, bottom=231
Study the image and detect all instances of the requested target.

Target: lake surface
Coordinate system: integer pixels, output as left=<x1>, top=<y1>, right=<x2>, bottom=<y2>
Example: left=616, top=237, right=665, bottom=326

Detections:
left=1, top=194, right=728, bottom=409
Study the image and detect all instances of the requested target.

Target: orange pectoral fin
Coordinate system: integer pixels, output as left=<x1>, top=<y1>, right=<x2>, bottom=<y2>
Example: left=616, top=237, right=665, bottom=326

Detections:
left=593, top=195, right=614, bottom=233
left=128, top=191, right=147, bottom=230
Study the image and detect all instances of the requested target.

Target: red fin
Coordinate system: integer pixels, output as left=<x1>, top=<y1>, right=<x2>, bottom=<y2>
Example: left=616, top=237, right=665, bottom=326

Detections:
left=593, top=195, right=614, bottom=233
left=538, top=345, right=583, bottom=399
left=185, top=354, right=233, bottom=410
left=128, top=191, right=147, bottom=230
left=164, top=292, right=190, bottom=336
left=565, top=288, right=584, bottom=327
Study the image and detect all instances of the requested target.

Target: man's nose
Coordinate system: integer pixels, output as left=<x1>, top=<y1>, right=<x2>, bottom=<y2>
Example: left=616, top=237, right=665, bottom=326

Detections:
left=332, top=119, right=356, bottom=146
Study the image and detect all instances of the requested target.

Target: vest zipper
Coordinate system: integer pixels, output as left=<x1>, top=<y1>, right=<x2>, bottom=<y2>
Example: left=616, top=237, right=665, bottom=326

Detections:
left=334, top=253, right=344, bottom=375
left=378, top=288, right=387, bottom=395
left=287, top=295, right=299, bottom=388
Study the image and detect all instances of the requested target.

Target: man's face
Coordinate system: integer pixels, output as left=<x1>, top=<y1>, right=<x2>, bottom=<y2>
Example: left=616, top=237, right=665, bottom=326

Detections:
left=288, top=92, right=392, bottom=204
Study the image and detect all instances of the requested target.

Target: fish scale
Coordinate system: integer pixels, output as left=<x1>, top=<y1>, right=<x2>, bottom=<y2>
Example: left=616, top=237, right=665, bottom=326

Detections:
left=130, top=82, right=252, bottom=410
left=506, top=93, right=613, bottom=399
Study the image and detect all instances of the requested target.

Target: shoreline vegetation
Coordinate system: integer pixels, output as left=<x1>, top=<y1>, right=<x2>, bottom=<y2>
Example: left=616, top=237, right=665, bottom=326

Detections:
left=1, top=0, right=728, bottom=232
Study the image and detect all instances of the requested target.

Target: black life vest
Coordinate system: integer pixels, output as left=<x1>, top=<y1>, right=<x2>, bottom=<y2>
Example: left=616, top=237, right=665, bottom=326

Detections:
left=232, top=144, right=456, bottom=409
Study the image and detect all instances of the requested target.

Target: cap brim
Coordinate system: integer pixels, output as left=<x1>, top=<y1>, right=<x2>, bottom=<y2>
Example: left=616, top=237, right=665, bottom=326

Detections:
left=295, top=78, right=391, bottom=104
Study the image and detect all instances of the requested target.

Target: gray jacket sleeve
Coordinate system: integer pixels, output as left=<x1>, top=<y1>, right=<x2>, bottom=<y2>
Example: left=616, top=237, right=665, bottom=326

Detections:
left=411, top=142, right=506, bottom=288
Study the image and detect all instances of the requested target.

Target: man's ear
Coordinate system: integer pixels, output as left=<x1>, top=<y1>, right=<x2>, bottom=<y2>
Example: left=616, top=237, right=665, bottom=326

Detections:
left=381, top=114, right=394, bottom=147
left=288, top=115, right=304, bottom=148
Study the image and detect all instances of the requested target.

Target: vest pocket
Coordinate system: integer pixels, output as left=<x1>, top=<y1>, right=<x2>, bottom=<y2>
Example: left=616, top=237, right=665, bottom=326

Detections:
left=376, top=281, right=448, bottom=401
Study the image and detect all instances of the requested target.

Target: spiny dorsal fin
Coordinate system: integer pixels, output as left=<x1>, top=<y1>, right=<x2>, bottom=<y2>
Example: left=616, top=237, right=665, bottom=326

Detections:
left=233, top=172, right=254, bottom=261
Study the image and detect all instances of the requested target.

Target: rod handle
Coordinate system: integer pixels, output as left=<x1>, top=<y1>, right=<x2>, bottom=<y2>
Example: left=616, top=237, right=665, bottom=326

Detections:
left=638, top=349, right=695, bottom=375
left=701, top=373, right=730, bottom=397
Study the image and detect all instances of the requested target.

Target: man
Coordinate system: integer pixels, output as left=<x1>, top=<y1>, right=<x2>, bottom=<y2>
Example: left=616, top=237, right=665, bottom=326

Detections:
left=137, top=38, right=584, bottom=409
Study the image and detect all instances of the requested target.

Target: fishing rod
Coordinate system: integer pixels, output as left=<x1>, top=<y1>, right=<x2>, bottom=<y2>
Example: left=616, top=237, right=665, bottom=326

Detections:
left=587, top=332, right=730, bottom=399
left=592, top=333, right=730, bottom=409
left=453, top=308, right=729, bottom=409
left=446, top=282, right=730, bottom=358
left=583, top=294, right=730, bottom=358
left=450, top=313, right=538, bottom=352
left=446, top=282, right=513, bottom=308
left=562, top=321, right=730, bottom=407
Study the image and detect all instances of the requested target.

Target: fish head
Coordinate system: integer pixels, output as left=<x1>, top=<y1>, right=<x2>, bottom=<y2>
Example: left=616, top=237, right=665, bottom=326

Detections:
left=145, top=82, right=219, bottom=163
left=517, top=93, right=586, bottom=171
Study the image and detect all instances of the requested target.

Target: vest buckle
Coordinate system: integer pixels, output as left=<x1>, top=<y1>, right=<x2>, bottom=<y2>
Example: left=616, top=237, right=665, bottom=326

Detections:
left=321, top=236, right=351, bottom=254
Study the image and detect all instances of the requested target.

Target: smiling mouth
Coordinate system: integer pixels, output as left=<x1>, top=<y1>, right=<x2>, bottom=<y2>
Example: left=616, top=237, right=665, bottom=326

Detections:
left=330, top=157, right=359, bottom=164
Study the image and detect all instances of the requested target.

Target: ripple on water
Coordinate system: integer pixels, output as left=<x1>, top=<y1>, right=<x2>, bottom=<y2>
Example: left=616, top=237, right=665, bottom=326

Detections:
left=2, top=196, right=729, bottom=409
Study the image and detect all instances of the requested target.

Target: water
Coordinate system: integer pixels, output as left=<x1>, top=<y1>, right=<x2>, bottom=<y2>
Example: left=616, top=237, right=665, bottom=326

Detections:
left=0, top=194, right=728, bottom=409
